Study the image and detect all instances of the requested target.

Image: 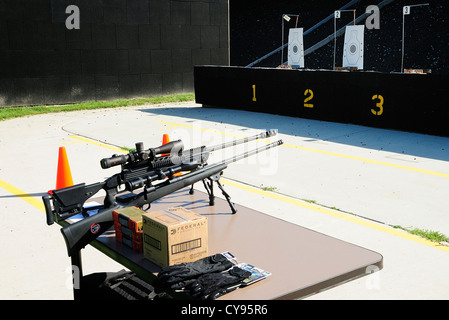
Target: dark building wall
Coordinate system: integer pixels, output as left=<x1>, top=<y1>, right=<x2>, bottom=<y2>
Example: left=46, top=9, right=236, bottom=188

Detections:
left=230, top=0, right=449, bottom=73
left=0, top=0, right=229, bottom=107
left=195, top=66, right=449, bottom=137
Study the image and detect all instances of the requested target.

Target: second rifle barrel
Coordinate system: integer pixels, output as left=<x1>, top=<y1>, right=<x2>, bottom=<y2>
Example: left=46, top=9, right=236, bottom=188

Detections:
left=207, top=130, right=278, bottom=152
left=221, top=139, right=283, bottom=166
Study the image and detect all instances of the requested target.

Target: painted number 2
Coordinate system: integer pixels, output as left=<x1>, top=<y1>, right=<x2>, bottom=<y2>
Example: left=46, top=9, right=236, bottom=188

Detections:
left=304, top=89, right=314, bottom=108
left=371, top=94, right=384, bottom=116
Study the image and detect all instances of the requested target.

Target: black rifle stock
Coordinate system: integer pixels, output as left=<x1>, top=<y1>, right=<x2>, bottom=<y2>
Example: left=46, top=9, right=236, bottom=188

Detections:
left=61, top=162, right=228, bottom=256
left=42, top=131, right=282, bottom=256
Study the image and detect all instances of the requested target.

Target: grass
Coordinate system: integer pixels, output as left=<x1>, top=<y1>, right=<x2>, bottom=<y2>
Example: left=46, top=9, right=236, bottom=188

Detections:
left=392, top=225, right=449, bottom=244
left=259, top=185, right=278, bottom=192
left=302, top=198, right=449, bottom=245
left=0, top=93, right=195, bottom=121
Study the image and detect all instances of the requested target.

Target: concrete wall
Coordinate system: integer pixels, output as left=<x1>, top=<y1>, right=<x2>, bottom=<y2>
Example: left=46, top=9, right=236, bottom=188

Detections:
left=0, top=0, right=229, bottom=107
left=195, top=66, right=449, bottom=137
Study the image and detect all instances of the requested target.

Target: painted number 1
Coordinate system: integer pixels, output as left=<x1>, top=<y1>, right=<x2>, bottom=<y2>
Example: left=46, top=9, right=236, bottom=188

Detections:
left=304, top=89, right=314, bottom=108
left=371, top=94, right=384, bottom=116
left=252, top=84, right=257, bottom=102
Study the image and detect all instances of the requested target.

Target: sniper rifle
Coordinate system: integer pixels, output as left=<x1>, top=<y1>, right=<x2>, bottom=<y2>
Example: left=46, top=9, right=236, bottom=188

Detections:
left=42, top=130, right=283, bottom=256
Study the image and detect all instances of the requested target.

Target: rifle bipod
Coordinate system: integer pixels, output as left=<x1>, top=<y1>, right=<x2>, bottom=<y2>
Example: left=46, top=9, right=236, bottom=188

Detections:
left=189, top=175, right=237, bottom=214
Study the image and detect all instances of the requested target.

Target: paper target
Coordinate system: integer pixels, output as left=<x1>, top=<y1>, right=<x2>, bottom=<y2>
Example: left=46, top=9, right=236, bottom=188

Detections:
left=288, top=28, right=304, bottom=68
left=343, top=25, right=364, bottom=69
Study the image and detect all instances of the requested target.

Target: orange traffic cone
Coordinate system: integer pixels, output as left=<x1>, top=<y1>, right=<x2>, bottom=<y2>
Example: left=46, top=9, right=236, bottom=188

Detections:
left=48, top=146, right=74, bottom=194
left=162, top=134, right=183, bottom=176
left=161, top=134, right=170, bottom=156
left=162, top=133, right=170, bottom=145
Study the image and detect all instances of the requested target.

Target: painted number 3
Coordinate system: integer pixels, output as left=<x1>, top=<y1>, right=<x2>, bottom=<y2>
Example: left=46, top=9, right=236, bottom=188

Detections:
left=371, top=94, right=384, bottom=116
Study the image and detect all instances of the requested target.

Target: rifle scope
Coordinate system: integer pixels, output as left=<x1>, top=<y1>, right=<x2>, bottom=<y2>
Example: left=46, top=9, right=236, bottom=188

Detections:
left=100, top=140, right=184, bottom=169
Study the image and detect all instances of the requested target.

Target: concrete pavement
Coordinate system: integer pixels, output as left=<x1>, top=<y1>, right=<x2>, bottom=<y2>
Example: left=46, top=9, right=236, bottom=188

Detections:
left=1, top=101, right=448, bottom=299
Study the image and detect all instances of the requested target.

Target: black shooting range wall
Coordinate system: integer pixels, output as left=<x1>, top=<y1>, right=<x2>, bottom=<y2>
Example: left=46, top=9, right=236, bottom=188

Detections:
left=195, top=66, right=449, bottom=137
left=0, top=0, right=229, bottom=107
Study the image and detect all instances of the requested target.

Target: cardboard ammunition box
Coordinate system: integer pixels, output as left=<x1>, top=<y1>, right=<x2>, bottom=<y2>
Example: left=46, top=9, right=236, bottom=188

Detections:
left=142, top=207, right=208, bottom=267
left=115, top=228, right=143, bottom=252
left=112, top=206, right=144, bottom=233
left=112, top=207, right=144, bottom=252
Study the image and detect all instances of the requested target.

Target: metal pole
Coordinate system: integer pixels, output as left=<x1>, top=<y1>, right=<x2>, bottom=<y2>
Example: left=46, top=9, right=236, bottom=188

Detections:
left=401, top=4, right=429, bottom=73
left=71, top=250, right=83, bottom=300
left=281, top=14, right=299, bottom=67
left=333, top=9, right=354, bottom=70
left=401, top=12, right=405, bottom=73
left=333, top=14, right=336, bottom=70
left=281, top=17, right=284, bottom=66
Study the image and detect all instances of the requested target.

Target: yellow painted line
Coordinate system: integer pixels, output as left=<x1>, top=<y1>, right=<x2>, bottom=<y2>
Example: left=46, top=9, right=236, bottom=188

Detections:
left=6, top=130, right=442, bottom=253
left=158, top=120, right=248, bottom=138
left=2, top=172, right=447, bottom=253
left=0, top=179, right=45, bottom=212
left=64, top=131, right=449, bottom=253
left=65, top=131, right=449, bottom=251
left=0, top=136, right=122, bottom=215
left=68, top=135, right=125, bottom=153
left=159, top=120, right=449, bottom=179
left=221, top=178, right=449, bottom=253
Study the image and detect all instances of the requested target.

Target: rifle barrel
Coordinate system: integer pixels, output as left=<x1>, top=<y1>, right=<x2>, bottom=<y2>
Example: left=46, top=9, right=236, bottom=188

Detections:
left=206, top=129, right=277, bottom=152
left=220, top=139, right=283, bottom=165
left=150, top=130, right=279, bottom=169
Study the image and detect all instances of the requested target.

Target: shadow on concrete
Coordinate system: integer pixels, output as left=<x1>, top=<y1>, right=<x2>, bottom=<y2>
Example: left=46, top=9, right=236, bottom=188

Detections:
left=138, top=105, right=449, bottom=163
